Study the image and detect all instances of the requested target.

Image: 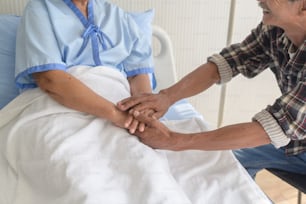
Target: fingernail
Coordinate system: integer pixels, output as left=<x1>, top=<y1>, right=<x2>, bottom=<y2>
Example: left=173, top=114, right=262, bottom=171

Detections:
left=133, top=111, right=139, bottom=117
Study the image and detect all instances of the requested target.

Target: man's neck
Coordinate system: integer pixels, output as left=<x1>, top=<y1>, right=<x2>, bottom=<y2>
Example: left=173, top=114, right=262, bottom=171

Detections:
left=285, top=26, right=306, bottom=47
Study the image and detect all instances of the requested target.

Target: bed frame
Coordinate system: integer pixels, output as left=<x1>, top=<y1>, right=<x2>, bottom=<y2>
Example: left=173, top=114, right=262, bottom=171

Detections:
left=152, top=25, right=177, bottom=91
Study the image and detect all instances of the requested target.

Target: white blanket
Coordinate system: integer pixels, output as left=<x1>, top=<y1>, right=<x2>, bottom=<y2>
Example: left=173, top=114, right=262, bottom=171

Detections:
left=0, top=66, right=270, bottom=204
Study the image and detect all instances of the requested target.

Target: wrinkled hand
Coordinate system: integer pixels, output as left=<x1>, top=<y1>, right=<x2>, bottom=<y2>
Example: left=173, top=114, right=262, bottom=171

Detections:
left=112, top=108, right=154, bottom=134
left=133, top=112, right=183, bottom=150
left=126, top=109, right=155, bottom=134
left=117, top=92, right=171, bottom=119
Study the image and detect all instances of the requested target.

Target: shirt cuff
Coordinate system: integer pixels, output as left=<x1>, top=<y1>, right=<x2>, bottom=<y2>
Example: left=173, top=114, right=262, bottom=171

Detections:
left=207, top=54, right=233, bottom=84
left=253, top=109, right=290, bottom=148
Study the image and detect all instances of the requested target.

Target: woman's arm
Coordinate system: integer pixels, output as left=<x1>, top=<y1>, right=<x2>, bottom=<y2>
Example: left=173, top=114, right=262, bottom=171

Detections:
left=33, top=70, right=132, bottom=128
left=127, top=74, right=152, bottom=96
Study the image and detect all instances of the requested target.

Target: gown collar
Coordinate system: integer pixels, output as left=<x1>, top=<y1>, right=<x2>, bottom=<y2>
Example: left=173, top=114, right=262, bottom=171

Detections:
left=63, top=0, right=94, bottom=26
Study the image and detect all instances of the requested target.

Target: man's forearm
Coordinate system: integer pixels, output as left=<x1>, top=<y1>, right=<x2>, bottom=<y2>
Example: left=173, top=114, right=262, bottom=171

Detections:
left=179, top=121, right=271, bottom=151
left=162, top=62, right=220, bottom=104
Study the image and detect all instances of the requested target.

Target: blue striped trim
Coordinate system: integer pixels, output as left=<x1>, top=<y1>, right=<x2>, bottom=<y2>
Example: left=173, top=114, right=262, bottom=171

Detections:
left=125, top=67, right=156, bottom=89
left=125, top=67, right=154, bottom=77
left=63, top=0, right=109, bottom=66
left=15, top=63, right=67, bottom=89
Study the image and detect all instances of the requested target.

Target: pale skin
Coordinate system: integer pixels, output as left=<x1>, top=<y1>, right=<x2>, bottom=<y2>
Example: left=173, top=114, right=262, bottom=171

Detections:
left=117, top=0, right=306, bottom=151
left=33, top=0, right=152, bottom=133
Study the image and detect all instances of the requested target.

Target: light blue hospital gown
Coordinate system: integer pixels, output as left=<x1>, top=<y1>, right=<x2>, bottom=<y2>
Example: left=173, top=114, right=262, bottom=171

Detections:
left=15, top=0, right=154, bottom=90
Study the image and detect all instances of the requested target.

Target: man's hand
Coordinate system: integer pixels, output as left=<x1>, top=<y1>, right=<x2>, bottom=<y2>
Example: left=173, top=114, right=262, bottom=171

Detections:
left=133, top=112, right=185, bottom=151
left=117, top=91, right=172, bottom=119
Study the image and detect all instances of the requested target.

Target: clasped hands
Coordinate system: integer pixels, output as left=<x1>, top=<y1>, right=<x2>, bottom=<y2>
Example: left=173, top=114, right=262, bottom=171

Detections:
left=115, top=92, right=181, bottom=150
left=117, top=92, right=169, bottom=134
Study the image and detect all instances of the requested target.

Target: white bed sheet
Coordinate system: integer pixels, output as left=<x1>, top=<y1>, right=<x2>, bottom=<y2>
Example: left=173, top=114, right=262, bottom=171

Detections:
left=0, top=66, right=271, bottom=204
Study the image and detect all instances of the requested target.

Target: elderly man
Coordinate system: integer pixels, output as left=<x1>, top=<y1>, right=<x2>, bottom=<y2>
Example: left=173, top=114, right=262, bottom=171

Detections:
left=118, top=0, right=306, bottom=178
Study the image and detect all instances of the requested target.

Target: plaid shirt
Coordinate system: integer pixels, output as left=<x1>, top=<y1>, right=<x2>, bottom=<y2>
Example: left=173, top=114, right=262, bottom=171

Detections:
left=208, top=23, right=306, bottom=156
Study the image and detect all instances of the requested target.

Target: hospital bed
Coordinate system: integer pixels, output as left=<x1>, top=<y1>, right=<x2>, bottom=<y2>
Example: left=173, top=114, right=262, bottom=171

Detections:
left=0, top=1, right=271, bottom=203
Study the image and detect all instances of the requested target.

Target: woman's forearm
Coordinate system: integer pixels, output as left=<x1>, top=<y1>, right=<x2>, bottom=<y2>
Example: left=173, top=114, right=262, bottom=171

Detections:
left=128, top=74, right=152, bottom=96
left=33, top=70, right=120, bottom=122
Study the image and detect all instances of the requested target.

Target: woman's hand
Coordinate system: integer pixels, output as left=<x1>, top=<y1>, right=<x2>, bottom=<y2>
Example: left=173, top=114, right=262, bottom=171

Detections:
left=111, top=107, right=155, bottom=134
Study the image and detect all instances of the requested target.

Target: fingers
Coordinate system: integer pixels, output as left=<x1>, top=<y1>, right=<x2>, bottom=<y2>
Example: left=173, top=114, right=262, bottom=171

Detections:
left=124, top=115, right=133, bottom=128
left=152, top=111, right=163, bottom=120
left=123, top=106, right=157, bottom=134
left=126, top=114, right=149, bottom=134
left=117, top=98, right=140, bottom=111
left=117, top=94, right=151, bottom=111
left=136, top=109, right=154, bottom=132
left=138, top=122, right=145, bottom=132
left=128, top=102, right=159, bottom=116
left=133, top=111, right=156, bottom=125
left=128, top=118, right=138, bottom=134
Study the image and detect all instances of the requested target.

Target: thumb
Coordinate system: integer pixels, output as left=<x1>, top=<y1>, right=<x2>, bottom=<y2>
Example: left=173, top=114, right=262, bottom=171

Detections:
left=152, top=111, right=163, bottom=119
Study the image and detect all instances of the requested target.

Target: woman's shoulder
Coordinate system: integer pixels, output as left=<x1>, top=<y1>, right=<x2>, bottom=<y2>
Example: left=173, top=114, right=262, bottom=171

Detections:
left=22, top=0, right=50, bottom=18
left=25, top=0, right=45, bottom=8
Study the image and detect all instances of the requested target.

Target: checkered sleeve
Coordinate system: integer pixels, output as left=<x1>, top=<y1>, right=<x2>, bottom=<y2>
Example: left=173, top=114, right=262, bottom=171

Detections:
left=266, top=81, right=306, bottom=141
left=208, top=23, right=272, bottom=84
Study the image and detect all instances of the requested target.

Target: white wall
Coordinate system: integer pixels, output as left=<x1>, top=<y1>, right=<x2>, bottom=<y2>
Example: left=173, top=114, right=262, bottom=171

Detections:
left=222, top=1, right=281, bottom=126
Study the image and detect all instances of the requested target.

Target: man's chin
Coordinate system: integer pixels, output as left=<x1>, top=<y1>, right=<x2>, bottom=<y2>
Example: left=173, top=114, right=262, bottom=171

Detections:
left=261, top=16, right=272, bottom=26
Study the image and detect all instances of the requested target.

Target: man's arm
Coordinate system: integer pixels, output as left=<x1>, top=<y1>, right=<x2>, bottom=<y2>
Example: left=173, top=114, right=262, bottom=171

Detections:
left=162, top=61, right=220, bottom=104
left=118, top=62, right=220, bottom=118
left=184, top=122, right=271, bottom=151
left=133, top=113, right=271, bottom=151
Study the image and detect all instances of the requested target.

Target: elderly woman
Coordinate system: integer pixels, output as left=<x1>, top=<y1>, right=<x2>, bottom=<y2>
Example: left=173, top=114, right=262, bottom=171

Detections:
left=15, top=0, right=154, bottom=133
left=3, top=0, right=200, bottom=202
